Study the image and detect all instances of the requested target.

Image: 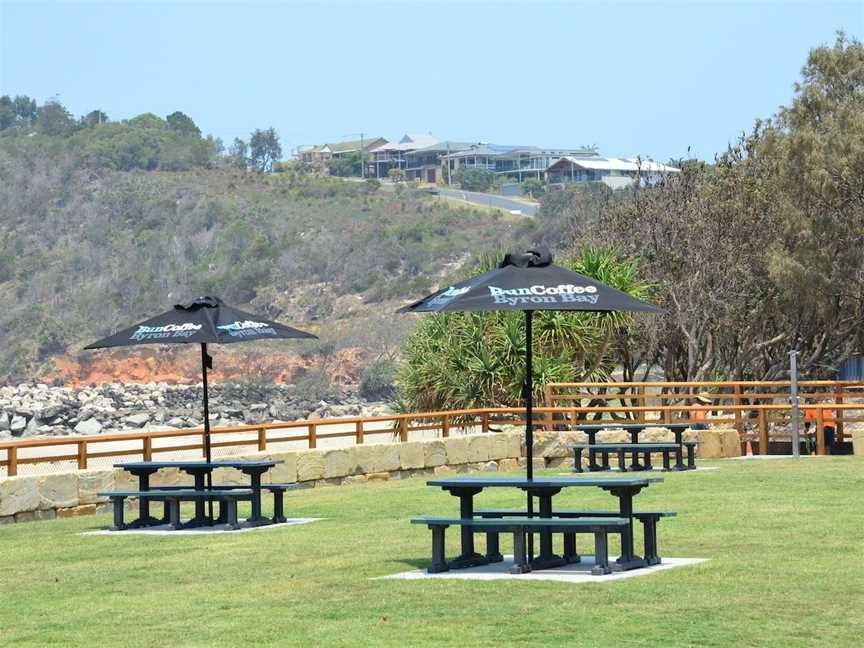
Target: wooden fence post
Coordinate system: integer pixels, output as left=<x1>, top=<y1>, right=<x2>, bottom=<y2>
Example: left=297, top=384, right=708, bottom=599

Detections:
left=355, top=420, right=364, bottom=444
left=816, top=408, right=826, bottom=456
left=733, top=384, right=743, bottom=436
left=257, top=428, right=267, bottom=452
left=835, top=385, right=844, bottom=444
left=481, top=412, right=489, bottom=434
left=308, top=424, right=317, bottom=449
left=77, top=440, right=88, bottom=470
left=143, top=436, right=153, bottom=462
left=636, top=385, right=646, bottom=423
left=442, top=415, right=450, bottom=438
left=399, top=417, right=408, bottom=442
left=544, top=385, right=554, bottom=429
left=8, top=446, right=17, bottom=477
left=758, top=409, right=769, bottom=455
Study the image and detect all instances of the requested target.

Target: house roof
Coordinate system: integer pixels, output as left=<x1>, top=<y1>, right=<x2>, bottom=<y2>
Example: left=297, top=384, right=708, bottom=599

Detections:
left=324, top=137, right=387, bottom=154
left=548, top=156, right=680, bottom=173
left=371, top=134, right=439, bottom=153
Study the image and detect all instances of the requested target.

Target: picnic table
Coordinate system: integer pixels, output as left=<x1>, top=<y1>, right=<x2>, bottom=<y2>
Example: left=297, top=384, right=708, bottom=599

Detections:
left=427, top=476, right=662, bottom=571
left=114, top=460, right=283, bottom=528
left=575, top=423, right=699, bottom=470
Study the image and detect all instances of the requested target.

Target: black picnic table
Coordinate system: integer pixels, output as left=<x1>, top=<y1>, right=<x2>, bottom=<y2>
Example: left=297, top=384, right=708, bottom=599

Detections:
left=115, top=460, right=282, bottom=527
left=427, top=476, right=662, bottom=571
left=575, top=423, right=699, bottom=470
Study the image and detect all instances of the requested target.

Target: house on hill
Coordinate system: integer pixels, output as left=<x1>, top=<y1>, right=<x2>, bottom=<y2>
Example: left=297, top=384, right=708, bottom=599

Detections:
left=296, top=136, right=387, bottom=167
left=368, top=134, right=439, bottom=179
left=546, top=156, right=680, bottom=189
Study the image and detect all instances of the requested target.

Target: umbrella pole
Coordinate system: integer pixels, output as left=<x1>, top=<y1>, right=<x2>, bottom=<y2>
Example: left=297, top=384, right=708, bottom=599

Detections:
left=201, top=343, right=214, bottom=524
left=525, top=310, right=535, bottom=562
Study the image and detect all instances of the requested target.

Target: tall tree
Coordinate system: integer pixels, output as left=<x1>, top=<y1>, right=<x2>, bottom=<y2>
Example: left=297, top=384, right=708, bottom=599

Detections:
left=36, top=99, right=74, bottom=136
left=166, top=111, right=201, bottom=137
left=81, top=110, right=109, bottom=127
left=228, top=137, right=248, bottom=169
left=249, top=127, right=281, bottom=172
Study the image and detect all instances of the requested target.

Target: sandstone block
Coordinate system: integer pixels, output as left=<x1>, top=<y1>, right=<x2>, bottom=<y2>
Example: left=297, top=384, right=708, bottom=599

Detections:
left=36, top=473, right=79, bottom=510
left=57, top=504, right=97, bottom=518
left=264, top=452, right=298, bottom=484
left=0, top=476, right=39, bottom=516
left=323, top=449, right=351, bottom=479
left=422, top=439, right=447, bottom=467
left=78, top=470, right=114, bottom=504
left=497, top=458, right=520, bottom=472
left=504, top=431, right=524, bottom=458
left=112, top=468, right=138, bottom=491
left=375, top=443, right=401, bottom=473
left=487, top=432, right=511, bottom=460
left=466, top=435, right=491, bottom=462
left=342, top=474, right=368, bottom=485
left=546, top=456, right=575, bottom=470
left=367, top=472, right=389, bottom=481
left=433, top=465, right=456, bottom=476
left=297, top=451, right=325, bottom=482
left=480, top=461, right=498, bottom=472
left=399, top=441, right=425, bottom=470
left=14, top=510, right=36, bottom=523
left=720, top=429, right=742, bottom=457
left=0, top=515, right=14, bottom=525
left=444, top=437, right=470, bottom=465
left=596, top=429, right=630, bottom=443
left=696, top=430, right=723, bottom=458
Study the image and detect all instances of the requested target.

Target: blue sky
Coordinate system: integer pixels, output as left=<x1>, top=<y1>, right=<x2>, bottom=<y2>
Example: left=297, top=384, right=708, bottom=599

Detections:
left=1, top=1, right=862, bottom=161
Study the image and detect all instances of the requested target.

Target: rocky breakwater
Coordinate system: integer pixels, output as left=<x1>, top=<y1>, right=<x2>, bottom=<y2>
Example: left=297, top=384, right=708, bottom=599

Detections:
left=0, top=382, right=392, bottom=440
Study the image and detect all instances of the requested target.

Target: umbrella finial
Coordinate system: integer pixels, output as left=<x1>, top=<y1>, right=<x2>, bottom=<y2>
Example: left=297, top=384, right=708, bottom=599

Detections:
left=500, top=246, right=553, bottom=269
left=175, top=296, right=224, bottom=311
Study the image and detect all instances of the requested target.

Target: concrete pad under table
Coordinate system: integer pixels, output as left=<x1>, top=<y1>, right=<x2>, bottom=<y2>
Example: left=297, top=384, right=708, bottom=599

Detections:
left=80, top=518, right=321, bottom=536
left=380, top=555, right=708, bottom=584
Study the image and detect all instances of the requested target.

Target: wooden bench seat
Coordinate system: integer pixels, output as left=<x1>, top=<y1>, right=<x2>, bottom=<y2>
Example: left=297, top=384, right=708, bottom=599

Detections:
left=99, top=489, right=253, bottom=531
left=411, top=516, right=630, bottom=575
left=475, top=508, right=676, bottom=565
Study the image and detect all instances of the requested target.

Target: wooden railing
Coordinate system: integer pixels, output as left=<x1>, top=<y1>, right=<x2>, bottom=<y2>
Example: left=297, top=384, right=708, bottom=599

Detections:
left=0, top=409, right=519, bottom=478
left=2, top=380, right=862, bottom=476
left=545, top=380, right=864, bottom=455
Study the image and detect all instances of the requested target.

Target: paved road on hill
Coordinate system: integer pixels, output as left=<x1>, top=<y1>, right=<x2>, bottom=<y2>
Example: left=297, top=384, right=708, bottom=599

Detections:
left=431, top=188, right=539, bottom=217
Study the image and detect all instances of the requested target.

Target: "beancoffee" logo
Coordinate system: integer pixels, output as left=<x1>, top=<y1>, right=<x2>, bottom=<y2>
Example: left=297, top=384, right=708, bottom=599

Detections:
left=488, top=284, right=599, bottom=306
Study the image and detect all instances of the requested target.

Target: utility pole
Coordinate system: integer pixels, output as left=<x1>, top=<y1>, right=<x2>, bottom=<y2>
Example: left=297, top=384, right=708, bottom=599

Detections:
left=446, top=141, right=452, bottom=186
left=789, top=350, right=801, bottom=457
left=360, top=132, right=365, bottom=179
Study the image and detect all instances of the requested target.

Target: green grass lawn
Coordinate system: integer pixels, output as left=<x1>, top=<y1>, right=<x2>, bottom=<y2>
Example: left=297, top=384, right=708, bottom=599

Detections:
left=2, top=458, right=863, bottom=647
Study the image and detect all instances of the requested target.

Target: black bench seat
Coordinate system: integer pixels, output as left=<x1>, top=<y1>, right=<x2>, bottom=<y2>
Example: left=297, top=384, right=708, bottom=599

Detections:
left=128, top=483, right=300, bottom=524
left=475, top=508, right=676, bottom=566
left=411, top=516, right=630, bottom=575
left=99, top=489, right=253, bottom=531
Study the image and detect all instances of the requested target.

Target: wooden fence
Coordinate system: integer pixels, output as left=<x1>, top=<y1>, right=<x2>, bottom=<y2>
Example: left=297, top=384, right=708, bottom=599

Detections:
left=2, top=380, right=862, bottom=476
left=545, top=379, right=864, bottom=455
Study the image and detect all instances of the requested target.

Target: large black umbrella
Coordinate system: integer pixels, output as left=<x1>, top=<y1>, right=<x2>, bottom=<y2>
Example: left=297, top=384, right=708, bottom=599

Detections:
left=400, top=247, right=658, bottom=550
left=85, top=296, right=316, bottom=518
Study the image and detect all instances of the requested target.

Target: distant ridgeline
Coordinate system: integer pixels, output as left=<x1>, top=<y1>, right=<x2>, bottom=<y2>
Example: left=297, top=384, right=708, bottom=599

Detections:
left=0, top=97, right=529, bottom=381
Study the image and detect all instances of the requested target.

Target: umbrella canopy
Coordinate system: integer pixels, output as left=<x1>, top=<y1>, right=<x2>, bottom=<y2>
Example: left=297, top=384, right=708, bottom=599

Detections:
left=85, top=296, right=316, bottom=522
left=84, top=296, right=316, bottom=349
left=399, top=247, right=659, bottom=480
left=399, top=247, right=658, bottom=314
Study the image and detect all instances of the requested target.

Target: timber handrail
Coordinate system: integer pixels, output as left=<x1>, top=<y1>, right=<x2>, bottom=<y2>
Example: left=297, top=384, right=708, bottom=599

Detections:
left=2, top=380, right=863, bottom=476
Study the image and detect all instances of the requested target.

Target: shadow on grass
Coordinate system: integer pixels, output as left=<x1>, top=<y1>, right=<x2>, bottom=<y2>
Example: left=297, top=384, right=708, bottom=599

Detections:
left=393, top=556, right=433, bottom=570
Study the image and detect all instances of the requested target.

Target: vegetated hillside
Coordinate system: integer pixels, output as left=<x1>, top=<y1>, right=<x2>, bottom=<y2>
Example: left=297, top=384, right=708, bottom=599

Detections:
left=0, top=141, right=532, bottom=383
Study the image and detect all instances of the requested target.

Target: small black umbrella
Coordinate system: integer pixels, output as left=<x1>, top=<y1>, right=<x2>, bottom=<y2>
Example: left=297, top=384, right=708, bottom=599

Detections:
left=400, top=247, right=658, bottom=551
left=85, top=296, right=316, bottom=519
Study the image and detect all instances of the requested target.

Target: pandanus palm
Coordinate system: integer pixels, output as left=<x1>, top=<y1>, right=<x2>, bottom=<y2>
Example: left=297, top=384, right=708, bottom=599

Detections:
left=397, top=247, right=655, bottom=413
